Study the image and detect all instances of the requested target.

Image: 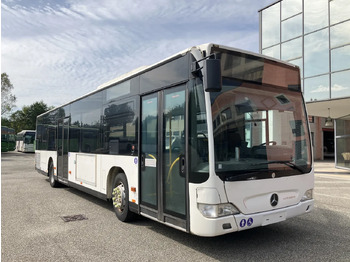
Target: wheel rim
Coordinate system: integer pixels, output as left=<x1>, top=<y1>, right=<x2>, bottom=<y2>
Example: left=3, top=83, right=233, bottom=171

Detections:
left=112, top=182, right=125, bottom=212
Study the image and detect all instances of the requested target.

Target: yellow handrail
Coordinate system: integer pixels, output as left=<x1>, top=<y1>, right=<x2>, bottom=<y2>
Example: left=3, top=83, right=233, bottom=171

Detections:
left=167, top=156, right=179, bottom=184
left=147, top=153, right=156, bottom=160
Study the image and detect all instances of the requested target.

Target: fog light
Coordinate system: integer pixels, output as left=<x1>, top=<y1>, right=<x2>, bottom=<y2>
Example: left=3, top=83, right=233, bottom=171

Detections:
left=198, top=203, right=239, bottom=218
left=301, top=189, right=313, bottom=202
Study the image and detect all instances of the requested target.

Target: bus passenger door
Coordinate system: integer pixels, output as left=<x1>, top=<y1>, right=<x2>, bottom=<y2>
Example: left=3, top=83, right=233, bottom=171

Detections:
left=57, top=118, right=69, bottom=181
left=140, top=85, right=187, bottom=229
left=140, top=94, right=158, bottom=210
left=162, top=86, right=186, bottom=220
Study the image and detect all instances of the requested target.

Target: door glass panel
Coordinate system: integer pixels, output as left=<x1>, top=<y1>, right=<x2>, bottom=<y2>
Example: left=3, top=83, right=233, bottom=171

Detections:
left=141, top=94, right=158, bottom=207
left=63, top=118, right=69, bottom=179
left=57, top=121, right=63, bottom=178
left=57, top=118, right=69, bottom=179
left=163, top=87, right=186, bottom=217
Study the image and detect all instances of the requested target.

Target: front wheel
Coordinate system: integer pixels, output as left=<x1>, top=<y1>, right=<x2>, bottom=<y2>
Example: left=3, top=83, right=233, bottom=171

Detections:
left=112, top=173, right=134, bottom=222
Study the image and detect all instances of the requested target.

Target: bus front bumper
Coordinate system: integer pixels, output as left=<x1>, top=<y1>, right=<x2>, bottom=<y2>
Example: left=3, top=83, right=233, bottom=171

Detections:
left=234, top=199, right=314, bottom=231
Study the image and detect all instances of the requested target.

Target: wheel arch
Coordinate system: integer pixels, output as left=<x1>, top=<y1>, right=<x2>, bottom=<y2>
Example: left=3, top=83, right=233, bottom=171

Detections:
left=106, top=166, right=126, bottom=199
left=47, top=157, right=54, bottom=176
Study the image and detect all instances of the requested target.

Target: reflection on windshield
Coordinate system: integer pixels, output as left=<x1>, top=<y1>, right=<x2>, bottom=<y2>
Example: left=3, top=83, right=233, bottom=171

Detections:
left=25, top=132, right=36, bottom=144
left=211, top=78, right=312, bottom=181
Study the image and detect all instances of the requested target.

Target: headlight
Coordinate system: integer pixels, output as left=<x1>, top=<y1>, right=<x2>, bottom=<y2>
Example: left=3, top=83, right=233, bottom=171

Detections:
left=301, top=189, right=313, bottom=201
left=198, top=203, right=239, bottom=218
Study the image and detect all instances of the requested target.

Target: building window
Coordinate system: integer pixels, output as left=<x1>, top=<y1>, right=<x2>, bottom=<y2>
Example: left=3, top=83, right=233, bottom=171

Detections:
left=262, top=44, right=280, bottom=59
left=282, top=0, right=302, bottom=20
left=335, top=117, right=350, bottom=169
left=331, top=45, right=350, bottom=72
left=282, top=14, right=302, bottom=41
left=304, top=74, right=330, bottom=102
left=331, top=70, right=350, bottom=99
left=330, top=20, right=350, bottom=48
left=304, top=0, right=328, bottom=34
left=261, top=2, right=280, bottom=48
left=281, top=37, right=302, bottom=61
left=330, top=0, right=350, bottom=25
left=304, top=28, right=329, bottom=77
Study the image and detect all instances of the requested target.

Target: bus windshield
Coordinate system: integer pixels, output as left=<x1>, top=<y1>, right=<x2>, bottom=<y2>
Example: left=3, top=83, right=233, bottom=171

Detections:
left=210, top=48, right=312, bottom=181
left=24, top=132, right=36, bottom=144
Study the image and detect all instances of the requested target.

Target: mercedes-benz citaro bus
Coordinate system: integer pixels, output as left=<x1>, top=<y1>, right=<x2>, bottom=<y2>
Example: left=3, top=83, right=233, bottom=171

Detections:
left=16, top=130, right=36, bottom=152
left=35, top=43, right=314, bottom=237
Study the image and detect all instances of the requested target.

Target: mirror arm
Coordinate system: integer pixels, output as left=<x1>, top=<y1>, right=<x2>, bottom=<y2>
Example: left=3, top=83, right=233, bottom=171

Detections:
left=191, top=53, right=218, bottom=76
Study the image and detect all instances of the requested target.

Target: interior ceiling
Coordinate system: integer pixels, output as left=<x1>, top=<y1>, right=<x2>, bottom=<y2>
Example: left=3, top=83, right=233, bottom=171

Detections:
left=306, top=97, right=350, bottom=120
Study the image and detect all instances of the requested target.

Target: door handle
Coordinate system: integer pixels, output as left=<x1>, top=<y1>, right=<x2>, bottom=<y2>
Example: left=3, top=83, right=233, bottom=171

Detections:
left=179, top=154, right=185, bottom=177
left=141, top=153, right=145, bottom=171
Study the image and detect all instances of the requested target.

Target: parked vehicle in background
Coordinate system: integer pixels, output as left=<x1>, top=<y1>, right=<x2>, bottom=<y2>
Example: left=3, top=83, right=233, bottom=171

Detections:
left=1, top=126, right=16, bottom=152
left=16, top=130, right=36, bottom=152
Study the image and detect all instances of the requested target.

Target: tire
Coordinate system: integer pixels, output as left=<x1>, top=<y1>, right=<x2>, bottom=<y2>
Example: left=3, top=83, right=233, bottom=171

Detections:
left=112, top=173, right=133, bottom=222
left=48, top=161, right=59, bottom=188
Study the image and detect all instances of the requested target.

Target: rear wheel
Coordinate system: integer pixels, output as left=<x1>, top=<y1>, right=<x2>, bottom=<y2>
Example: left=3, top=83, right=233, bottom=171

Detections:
left=112, top=173, right=133, bottom=222
left=48, top=161, right=59, bottom=188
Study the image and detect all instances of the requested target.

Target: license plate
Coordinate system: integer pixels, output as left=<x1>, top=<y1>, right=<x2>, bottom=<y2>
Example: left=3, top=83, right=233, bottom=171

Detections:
left=262, top=212, right=286, bottom=226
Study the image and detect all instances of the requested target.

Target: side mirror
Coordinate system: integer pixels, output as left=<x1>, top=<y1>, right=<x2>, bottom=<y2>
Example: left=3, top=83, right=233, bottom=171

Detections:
left=203, top=59, right=222, bottom=92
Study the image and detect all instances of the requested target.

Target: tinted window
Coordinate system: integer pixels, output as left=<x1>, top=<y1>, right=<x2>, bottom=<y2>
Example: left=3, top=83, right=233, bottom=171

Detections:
left=80, top=92, right=103, bottom=153
left=106, top=80, right=131, bottom=101
left=70, top=100, right=82, bottom=152
left=212, top=47, right=301, bottom=91
left=103, top=98, right=137, bottom=155
left=140, top=55, right=189, bottom=94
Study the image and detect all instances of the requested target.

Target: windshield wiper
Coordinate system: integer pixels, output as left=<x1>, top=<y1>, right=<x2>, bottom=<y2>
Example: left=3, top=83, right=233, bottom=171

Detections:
left=253, top=160, right=305, bottom=173
left=217, top=169, right=271, bottom=181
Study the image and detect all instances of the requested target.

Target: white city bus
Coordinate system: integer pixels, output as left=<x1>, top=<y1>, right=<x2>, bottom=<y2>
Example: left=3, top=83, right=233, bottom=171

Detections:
left=16, top=130, right=36, bottom=152
left=35, top=43, right=314, bottom=237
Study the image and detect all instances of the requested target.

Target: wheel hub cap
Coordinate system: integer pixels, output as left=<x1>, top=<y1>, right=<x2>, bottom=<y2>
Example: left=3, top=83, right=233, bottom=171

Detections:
left=112, top=183, right=125, bottom=211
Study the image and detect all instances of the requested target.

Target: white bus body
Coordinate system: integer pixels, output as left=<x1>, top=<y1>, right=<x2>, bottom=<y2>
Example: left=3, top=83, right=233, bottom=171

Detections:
left=35, top=43, right=314, bottom=237
left=16, top=130, right=36, bottom=152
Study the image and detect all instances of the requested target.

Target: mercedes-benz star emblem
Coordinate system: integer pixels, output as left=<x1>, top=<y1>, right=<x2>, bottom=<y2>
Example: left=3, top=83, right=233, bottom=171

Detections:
left=270, top=193, right=279, bottom=207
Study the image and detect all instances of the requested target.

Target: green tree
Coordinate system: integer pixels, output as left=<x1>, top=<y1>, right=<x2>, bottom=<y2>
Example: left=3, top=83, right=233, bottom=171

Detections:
left=1, top=117, right=11, bottom=127
left=10, top=101, right=52, bottom=132
left=1, top=73, right=16, bottom=115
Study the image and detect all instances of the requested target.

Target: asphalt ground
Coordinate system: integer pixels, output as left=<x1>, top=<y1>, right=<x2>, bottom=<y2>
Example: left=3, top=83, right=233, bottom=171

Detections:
left=1, top=152, right=350, bottom=262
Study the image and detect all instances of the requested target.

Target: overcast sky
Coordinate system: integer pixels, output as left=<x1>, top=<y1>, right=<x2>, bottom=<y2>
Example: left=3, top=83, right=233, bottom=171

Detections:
left=2, top=0, right=274, bottom=112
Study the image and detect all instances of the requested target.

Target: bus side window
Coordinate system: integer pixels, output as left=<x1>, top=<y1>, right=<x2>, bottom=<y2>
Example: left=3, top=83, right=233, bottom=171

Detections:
left=103, top=100, right=137, bottom=156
